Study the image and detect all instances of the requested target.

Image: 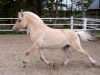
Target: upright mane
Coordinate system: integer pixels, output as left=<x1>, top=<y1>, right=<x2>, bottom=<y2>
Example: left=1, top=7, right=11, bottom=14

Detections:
left=23, top=11, right=44, bottom=25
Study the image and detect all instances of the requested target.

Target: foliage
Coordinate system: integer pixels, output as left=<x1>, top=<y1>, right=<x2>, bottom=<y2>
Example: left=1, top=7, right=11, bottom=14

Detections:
left=0, top=0, right=94, bottom=18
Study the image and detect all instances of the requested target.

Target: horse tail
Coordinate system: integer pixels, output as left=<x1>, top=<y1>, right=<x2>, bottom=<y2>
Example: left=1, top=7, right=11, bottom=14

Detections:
left=77, top=31, right=94, bottom=41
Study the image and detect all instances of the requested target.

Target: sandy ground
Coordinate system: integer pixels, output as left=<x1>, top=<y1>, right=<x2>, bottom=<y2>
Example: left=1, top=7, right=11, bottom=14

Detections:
left=0, top=35, right=100, bottom=75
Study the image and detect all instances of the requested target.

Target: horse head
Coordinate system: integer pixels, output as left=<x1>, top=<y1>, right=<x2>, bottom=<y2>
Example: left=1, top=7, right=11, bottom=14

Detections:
left=12, top=10, right=28, bottom=32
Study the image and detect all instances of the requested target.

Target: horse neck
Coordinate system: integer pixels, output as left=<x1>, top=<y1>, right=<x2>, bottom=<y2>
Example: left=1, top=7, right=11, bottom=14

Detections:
left=27, top=21, right=48, bottom=35
left=25, top=14, right=49, bottom=34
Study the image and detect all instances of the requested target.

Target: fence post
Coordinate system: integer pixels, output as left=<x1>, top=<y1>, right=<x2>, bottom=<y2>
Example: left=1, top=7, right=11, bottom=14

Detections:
left=83, top=18, right=87, bottom=30
left=71, top=16, right=74, bottom=29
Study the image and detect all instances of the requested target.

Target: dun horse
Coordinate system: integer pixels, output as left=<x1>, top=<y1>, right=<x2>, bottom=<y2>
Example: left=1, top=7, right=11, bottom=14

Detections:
left=12, top=11, right=96, bottom=68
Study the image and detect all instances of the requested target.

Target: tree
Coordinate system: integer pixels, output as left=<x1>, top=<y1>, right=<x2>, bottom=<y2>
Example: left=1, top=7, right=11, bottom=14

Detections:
left=35, top=0, right=42, bottom=16
left=80, top=0, right=85, bottom=18
left=0, top=0, right=94, bottom=18
left=54, top=0, right=59, bottom=17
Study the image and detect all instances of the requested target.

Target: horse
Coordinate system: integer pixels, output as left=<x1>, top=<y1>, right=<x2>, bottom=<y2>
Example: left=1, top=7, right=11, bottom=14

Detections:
left=12, top=11, right=96, bottom=68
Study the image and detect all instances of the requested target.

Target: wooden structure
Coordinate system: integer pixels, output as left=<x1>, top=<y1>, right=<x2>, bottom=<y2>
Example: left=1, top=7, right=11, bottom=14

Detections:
left=87, top=0, right=100, bottom=18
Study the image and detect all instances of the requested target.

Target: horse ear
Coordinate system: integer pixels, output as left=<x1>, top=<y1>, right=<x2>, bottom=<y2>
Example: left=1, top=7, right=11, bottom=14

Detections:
left=18, top=10, right=24, bottom=19
left=18, top=12, right=22, bottom=19
left=18, top=12, right=20, bottom=16
left=18, top=12, right=20, bottom=17
left=20, top=10, right=24, bottom=17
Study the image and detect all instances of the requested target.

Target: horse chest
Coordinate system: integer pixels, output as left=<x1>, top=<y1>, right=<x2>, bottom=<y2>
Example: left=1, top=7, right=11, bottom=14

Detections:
left=30, top=31, right=43, bottom=42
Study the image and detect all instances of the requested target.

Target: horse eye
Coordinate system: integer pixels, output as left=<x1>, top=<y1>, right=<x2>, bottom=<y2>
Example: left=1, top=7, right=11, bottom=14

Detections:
left=18, top=19, right=21, bottom=22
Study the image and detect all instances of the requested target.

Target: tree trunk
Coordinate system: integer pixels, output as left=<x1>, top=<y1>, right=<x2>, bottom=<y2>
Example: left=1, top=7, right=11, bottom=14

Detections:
left=53, top=0, right=59, bottom=28
left=80, top=0, right=85, bottom=18
left=55, top=0, right=59, bottom=18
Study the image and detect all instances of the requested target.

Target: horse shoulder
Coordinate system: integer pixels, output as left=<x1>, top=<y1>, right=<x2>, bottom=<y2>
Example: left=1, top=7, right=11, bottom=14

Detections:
left=33, top=32, right=45, bottom=48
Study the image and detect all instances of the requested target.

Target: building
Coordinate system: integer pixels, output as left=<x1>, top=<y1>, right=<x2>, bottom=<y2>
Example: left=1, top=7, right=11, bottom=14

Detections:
left=87, top=0, right=100, bottom=18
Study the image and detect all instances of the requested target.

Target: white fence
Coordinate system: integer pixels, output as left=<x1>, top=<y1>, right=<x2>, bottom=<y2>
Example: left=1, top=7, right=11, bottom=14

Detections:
left=0, top=17, right=100, bottom=32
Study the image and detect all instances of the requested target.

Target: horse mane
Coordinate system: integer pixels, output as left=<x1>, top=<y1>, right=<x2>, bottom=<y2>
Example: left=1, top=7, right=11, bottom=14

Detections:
left=23, top=11, right=44, bottom=25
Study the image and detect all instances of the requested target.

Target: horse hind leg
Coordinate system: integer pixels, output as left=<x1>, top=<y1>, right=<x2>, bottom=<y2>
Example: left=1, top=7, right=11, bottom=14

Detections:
left=71, top=38, right=96, bottom=67
left=76, top=48, right=96, bottom=67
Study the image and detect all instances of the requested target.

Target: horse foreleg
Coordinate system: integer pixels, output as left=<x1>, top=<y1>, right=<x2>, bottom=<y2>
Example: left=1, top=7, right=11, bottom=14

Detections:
left=23, top=43, right=40, bottom=68
left=23, top=33, right=45, bottom=68
left=39, top=49, right=56, bottom=67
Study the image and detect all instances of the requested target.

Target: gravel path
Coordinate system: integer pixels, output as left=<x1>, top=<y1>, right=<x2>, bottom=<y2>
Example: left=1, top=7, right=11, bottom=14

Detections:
left=0, top=35, right=100, bottom=75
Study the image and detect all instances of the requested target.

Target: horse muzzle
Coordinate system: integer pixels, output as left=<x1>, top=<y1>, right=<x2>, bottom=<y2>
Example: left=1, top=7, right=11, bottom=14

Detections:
left=12, top=27, right=18, bottom=32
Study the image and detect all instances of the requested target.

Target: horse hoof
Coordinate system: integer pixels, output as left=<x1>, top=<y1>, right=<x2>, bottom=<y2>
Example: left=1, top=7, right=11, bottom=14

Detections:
left=22, top=61, right=27, bottom=68
left=23, top=65, right=26, bottom=68
left=49, top=62, right=56, bottom=67
left=60, top=62, right=64, bottom=66
left=23, top=61, right=27, bottom=64
left=52, top=63, right=56, bottom=67
left=23, top=66, right=26, bottom=68
left=26, top=52, right=29, bottom=56
left=92, top=63, right=96, bottom=68
left=60, top=63, right=67, bottom=67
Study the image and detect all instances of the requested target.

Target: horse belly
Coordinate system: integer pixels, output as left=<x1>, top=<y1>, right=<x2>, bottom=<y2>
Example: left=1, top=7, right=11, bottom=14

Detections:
left=42, top=33, right=68, bottom=49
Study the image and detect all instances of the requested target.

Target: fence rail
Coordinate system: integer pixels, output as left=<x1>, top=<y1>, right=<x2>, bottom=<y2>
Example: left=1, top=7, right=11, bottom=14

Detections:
left=0, top=17, right=100, bottom=32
